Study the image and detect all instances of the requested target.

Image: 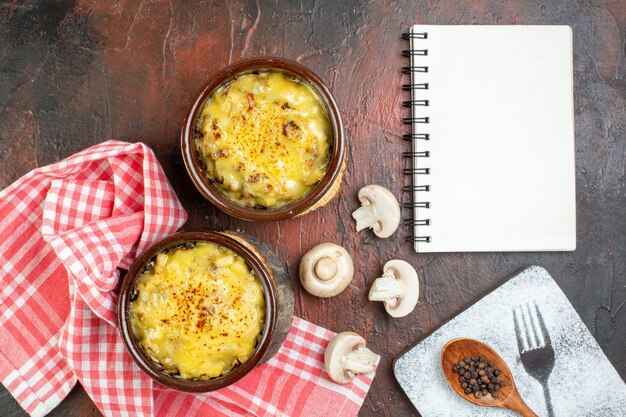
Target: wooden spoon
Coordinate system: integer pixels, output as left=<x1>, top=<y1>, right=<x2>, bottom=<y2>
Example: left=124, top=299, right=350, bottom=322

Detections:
left=441, top=338, right=538, bottom=417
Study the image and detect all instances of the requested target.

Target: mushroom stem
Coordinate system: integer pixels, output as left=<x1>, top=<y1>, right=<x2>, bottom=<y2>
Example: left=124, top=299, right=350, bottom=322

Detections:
left=351, top=204, right=377, bottom=232
left=368, top=273, right=403, bottom=302
left=344, top=350, right=377, bottom=375
left=314, top=256, right=338, bottom=281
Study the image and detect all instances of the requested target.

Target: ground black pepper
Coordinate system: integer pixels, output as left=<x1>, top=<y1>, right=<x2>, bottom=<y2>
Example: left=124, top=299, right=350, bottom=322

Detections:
left=452, top=356, right=506, bottom=399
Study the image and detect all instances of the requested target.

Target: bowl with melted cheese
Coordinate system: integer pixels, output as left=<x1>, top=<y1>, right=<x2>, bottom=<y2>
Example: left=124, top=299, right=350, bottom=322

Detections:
left=118, top=231, right=278, bottom=392
left=182, top=57, right=346, bottom=221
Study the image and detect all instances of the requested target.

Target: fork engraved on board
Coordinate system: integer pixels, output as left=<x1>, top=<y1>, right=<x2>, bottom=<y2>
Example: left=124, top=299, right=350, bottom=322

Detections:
left=513, top=303, right=555, bottom=417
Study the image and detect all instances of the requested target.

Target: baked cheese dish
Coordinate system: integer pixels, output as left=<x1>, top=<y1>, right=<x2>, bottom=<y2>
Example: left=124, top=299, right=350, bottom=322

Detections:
left=195, top=71, right=332, bottom=208
left=130, top=242, right=265, bottom=379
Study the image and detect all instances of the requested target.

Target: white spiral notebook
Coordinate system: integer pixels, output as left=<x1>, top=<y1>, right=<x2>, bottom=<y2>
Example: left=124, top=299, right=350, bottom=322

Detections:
left=403, top=25, right=576, bottom=252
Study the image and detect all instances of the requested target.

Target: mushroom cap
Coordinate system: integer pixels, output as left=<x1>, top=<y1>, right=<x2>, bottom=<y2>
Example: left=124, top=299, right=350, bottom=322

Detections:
left=357, top=185, right=400, bottom=238
left=382, top=259, right=419, bottom=318
left=299, top=243, right=354, bottom=297
left=324, top=331, right=366, bottom=384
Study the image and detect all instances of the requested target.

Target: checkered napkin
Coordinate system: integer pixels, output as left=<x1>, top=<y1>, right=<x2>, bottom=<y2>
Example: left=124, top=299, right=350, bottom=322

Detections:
left=153, top=317, right=378, bottom=417
left=0, top=140, right=378, bottom=417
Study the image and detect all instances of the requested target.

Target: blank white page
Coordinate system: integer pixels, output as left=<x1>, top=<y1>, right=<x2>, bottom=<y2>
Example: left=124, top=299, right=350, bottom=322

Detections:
left=409, top=25, right=576, bottom=252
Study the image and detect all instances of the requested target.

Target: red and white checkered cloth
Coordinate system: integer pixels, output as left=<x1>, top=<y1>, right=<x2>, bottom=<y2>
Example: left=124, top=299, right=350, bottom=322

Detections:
left=0, top=140, right=378, bottom=417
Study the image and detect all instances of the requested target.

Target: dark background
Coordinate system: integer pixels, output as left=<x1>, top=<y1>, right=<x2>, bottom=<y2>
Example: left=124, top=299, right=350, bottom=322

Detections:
left=1, top=1, right=624, bottom=416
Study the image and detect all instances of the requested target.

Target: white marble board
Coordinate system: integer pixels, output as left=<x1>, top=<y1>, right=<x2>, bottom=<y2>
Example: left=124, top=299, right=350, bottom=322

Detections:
left=394, top=266, right=626, bottom=417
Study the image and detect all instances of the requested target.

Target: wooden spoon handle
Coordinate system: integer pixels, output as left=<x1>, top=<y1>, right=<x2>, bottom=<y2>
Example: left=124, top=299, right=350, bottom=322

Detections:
left=504, top=394, right=539, bottom=417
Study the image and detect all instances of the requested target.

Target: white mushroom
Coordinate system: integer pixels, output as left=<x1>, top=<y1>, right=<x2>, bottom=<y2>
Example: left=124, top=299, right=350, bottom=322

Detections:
left=299, top=243, right=354, bottom=297
left=351, top=185, right=400, bottom=238
left=324, top=331, right=378, bottom=384
left=368, top=260, right=419, bottom=318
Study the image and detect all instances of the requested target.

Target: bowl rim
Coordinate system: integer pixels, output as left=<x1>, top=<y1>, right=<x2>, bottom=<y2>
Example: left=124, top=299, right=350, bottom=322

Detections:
left=117, top=230, right=278, bottom=392
left=180, top=56, right=345, bottom=221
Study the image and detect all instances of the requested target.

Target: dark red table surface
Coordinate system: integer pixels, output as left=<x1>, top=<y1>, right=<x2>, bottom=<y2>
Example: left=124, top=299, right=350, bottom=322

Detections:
left=1, top=1, right=625, bottom=416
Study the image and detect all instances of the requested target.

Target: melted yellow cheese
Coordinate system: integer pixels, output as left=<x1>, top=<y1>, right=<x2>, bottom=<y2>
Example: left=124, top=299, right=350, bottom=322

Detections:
left=130, top=242, right=265, bottom=379
left=195, top=71, right=332, bottom=208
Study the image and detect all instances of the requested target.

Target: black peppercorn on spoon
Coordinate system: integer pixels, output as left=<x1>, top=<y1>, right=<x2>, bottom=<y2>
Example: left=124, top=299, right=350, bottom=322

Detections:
left=442, top=338, right=539, bottom=417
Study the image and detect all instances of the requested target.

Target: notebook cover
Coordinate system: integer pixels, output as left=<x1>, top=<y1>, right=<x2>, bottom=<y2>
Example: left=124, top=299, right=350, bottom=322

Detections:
left=407, top=25, right=576, bottom=252
left=394, top=266, right=626, bottom=417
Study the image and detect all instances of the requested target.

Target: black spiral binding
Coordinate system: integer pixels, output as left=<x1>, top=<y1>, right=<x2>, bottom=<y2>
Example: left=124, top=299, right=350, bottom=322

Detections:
left=402, top=49, right=428, bottom=57
left=401, top=32, right=428, bottom=40
left=402, top=83, right=428, bottom=91
left=402, top=66, right=429, bottom=74
left=402, top=30, right=431, bottom=244
left=402, top=100, right=429, bottom=107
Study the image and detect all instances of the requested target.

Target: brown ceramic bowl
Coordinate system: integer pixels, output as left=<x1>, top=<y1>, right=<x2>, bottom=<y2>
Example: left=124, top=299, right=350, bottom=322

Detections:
left=118, top=231, right=278, bottom=392
left=181, top=57, right=346, bottom=221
